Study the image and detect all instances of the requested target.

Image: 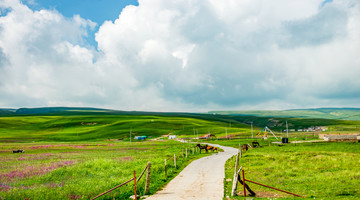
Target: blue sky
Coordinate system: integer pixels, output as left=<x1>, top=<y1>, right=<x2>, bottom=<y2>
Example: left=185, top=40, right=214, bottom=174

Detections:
left=0, top=0, right=359, bottom=111
left=23, top=0, right=138, bottom=24
left=23, top=0, right=138, bottom=47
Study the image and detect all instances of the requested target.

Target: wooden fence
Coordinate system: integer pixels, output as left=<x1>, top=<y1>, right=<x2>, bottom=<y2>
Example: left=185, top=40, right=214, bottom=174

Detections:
left=91, top=162, right=151, bottom=200
left=231, top=143, right=305, bottom=198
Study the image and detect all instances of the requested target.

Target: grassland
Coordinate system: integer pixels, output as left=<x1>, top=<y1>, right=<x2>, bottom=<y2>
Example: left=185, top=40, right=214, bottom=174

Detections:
left=1, top=109, right=360, bottom=199
left=0, top=113, right=264, bottom=142
left=210, top=140, right=360, bottom=199
left=0, top=140, right=209, bottom=200
left=1, top=111, right=360, bottom=143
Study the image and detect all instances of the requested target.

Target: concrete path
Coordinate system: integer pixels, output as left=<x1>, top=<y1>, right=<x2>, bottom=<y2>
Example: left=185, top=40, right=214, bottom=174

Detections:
left=145, top=144, right=238, bottom=200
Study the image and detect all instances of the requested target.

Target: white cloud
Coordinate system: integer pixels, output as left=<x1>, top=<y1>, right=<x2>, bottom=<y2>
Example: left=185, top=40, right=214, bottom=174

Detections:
left=0, top=0, right=359, bottom=111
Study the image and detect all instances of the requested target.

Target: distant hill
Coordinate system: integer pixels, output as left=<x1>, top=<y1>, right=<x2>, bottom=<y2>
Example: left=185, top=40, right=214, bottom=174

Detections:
left=209, top=108, right=360, bottom=121
left=14, top=107, right=113, bottom=114
left=0, top=109, right=16, bottom=115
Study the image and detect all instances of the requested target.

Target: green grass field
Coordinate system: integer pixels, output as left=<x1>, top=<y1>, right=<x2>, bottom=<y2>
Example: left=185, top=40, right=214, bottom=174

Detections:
left=0, top=114, right=252, bottom=142
left=211, top=140, right=360, bottom=199
left=1, top=110, right=360, bottom=199
left=0, top=140, right=210, bottom=200
left=1, top=112, right=359, bottom=143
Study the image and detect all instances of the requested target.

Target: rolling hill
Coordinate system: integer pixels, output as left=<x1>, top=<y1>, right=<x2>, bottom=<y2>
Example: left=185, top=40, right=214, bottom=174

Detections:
left=1, top=107, right=360, bottom=142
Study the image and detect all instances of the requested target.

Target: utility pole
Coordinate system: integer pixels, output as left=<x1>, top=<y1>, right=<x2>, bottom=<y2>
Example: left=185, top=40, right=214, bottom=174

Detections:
left=225, top=127, right=227, bottom=139
left=130, top=127, right=132, bottom=144
left=197, top=129, right=199, bottom=142
left=251, top=122, right=253, bottom=138
left=286, top=121, right=289, bottom=138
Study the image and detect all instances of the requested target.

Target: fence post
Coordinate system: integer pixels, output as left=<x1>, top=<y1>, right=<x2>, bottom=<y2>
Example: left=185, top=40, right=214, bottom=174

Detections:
left=165, top=159, right=167, bottom=178
left=174, top=154, right=177, bottom=168
left=231, top=150, right=240, bottom=196
left=133, top=170, right=137, bottom=200
left=239, top=143, right=242, bottom=158
left=145, top=162, right=151, bottom=194
left=242, top=169, right=246, bottom=197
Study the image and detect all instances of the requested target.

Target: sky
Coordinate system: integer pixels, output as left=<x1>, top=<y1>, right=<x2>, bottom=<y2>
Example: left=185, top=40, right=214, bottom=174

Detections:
left=0, top=0, right=359, bottom=112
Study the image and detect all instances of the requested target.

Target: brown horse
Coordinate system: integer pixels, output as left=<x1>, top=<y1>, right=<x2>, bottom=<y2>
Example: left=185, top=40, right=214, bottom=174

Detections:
left=241, top=144, right=248, bottom=152
left=206, top=145, right=218, bottom=152
left=196, top=144, right=208, bottom=153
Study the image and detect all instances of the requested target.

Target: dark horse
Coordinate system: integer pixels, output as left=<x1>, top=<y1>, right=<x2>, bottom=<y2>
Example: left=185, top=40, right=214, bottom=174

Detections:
left=252, top=141, right=260, bottom=148
left=12, top=149, right=25, bottom=153
left=196, top=144, right=208, bottom=153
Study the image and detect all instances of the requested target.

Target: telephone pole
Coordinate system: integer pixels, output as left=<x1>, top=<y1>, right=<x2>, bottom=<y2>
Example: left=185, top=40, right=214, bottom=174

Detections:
left=251, top=122, right=253, bottom=138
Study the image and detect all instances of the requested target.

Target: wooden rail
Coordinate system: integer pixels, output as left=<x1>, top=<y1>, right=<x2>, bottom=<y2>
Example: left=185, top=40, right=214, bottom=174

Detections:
left=91, top=162, right=152, bottom=200
left=242, top=169, right=305, bottom=198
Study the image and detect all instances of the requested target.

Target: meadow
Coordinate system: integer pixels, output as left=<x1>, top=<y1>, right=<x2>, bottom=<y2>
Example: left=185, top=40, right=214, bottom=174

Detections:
left=1, top=111, right=359, bottom=143
left=0, top=114, right=252, bottom=142
left=1, top=110, right=360, bottom=199
left=212, top=140, right=360, bottom=199
left=0, top=140, right=209, bottom=200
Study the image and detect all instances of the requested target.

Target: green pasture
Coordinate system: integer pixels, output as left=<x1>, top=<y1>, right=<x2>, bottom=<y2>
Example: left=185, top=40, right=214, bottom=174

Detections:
left=0, top=140, right=211, bottom=200
left=1, top=113, right=359, bottom=143
left=1, top=112, right=360, bottom=200
left=0, top=115, right=252, bottom=142
left=215, top=140, right=360, bottom=199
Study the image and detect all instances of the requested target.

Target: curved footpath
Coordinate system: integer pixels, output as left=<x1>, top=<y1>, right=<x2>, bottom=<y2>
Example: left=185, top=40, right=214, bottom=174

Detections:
left=145, top=144, right=238, bottom=200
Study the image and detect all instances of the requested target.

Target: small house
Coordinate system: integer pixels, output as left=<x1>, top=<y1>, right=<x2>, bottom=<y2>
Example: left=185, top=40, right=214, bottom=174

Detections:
left=134, top=136, right=147, bottom=140
left=168, top=135, right=177, bottom=139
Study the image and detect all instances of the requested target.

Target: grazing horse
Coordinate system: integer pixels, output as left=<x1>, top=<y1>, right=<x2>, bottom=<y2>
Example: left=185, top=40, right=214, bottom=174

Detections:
left=206, top=145, right=218, bottom=152
left=241, top=144, right=248, bottom=152
left=196, top=144, right=208, bottom=153
left=252, top=141, right=260, bottom=148
left=12, top=150, right=24, bottom=153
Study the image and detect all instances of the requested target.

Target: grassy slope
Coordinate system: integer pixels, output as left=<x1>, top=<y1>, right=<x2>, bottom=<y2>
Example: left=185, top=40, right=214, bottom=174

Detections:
left=210, top=108, right=360, bottom=121
left=0, top=114, right=252, bottom=142
left=211, top=140, right=360, bottom=199
left=1, top=110, right=360, bottom=142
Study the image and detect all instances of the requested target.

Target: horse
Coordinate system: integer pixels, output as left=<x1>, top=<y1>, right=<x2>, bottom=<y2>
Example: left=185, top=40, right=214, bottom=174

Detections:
left=241, top=144, right=248, bottom=152
left=252, top=141, right=260, bottom=148
left=12, top=149, right=25, bottom=153
left=196, top=144, right=208, bottom=153
left=206, top=145, right=218, bottom=152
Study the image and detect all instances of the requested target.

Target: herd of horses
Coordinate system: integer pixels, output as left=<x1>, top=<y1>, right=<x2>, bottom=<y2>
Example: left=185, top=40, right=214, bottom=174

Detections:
left=196, top=141, right=260, bottom=154
left=241, top=141, right=260, bottom=151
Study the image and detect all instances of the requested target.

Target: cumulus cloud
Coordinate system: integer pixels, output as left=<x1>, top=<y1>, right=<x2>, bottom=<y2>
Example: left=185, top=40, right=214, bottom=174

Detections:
left=0, top=0, right=359, bottom=111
